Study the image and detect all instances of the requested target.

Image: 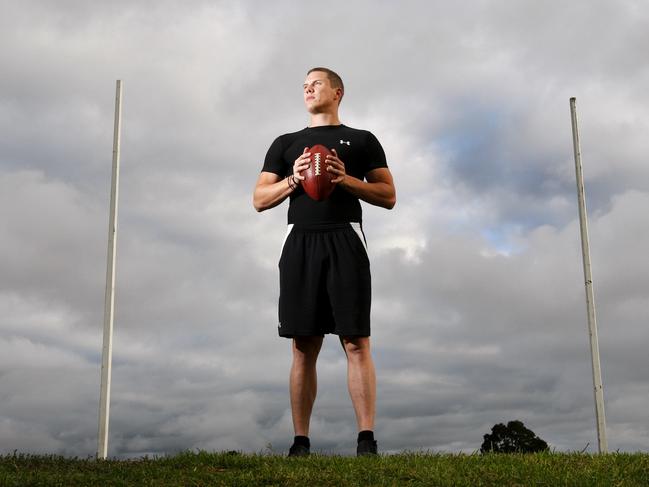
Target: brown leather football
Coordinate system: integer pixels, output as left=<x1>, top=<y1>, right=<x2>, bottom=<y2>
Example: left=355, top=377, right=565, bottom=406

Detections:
left=302, top=144, right=336, bottom=201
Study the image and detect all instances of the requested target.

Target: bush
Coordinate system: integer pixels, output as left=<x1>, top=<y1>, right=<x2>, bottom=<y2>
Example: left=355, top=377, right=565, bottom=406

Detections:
left=481, top=420, right=549, bottom=453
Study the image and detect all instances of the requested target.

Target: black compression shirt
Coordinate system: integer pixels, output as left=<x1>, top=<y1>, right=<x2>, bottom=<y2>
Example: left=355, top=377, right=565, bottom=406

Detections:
left=262, top=125, right=388, bottom=224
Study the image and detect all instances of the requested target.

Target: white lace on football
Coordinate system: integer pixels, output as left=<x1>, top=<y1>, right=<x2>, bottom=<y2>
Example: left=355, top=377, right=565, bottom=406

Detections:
left=314, top=153, right=321, bottom=175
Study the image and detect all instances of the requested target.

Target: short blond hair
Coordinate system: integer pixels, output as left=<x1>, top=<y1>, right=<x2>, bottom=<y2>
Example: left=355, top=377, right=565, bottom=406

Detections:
left=307, top=67, right=344, bottom=103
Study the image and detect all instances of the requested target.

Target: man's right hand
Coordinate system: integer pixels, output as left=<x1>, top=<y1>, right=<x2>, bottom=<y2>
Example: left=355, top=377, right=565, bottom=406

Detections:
left=293, top=147, right=311, bottom=183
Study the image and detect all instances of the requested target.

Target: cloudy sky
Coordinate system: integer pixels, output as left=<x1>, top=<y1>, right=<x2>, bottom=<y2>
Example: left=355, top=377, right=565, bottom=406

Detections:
left=1, top=0, right=648, bottom=458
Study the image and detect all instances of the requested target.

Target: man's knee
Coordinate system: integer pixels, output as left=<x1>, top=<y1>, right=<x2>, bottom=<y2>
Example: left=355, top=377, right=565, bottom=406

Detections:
left=292, top=336, right=323, bottom=363
left=340, top=336, right=371, bottom=359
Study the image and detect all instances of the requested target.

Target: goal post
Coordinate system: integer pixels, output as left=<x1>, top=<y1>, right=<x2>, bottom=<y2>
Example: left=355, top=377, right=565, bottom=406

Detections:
left=98, top=80, right=123, bottom=460
left=569, top=97, right=608, bottom=454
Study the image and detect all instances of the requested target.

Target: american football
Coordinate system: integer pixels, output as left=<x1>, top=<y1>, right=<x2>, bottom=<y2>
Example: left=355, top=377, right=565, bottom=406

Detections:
left=302, top=144, right=336, bottom=201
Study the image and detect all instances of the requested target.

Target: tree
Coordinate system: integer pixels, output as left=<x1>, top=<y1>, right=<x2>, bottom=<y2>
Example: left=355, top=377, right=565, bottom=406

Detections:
left=481, top=420, right=549, bottom=453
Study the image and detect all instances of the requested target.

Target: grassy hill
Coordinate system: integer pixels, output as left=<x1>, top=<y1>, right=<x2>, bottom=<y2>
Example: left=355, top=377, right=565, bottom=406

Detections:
left=2, top=450, right=648, bottom=486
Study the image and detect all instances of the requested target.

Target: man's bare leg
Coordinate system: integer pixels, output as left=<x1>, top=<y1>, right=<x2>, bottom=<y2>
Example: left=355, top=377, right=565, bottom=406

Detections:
left=340, top=336, right=376, bottom=431
left=290, top=336, right=323, bottom=436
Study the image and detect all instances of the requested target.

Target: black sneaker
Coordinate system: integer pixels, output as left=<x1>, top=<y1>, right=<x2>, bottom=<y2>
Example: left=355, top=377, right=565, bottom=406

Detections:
left=288, top=443, right=310, bottom=457
left=356, top=439, right=378, bottom=456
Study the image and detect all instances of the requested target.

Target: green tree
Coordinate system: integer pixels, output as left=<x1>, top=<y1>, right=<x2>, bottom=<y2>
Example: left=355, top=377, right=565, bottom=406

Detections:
left=481, top=420, right=549, bottom=453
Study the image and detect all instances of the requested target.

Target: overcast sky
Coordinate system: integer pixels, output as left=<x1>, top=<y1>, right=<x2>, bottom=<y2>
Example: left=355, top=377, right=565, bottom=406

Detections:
left=1, top=0, right=648, bottom=458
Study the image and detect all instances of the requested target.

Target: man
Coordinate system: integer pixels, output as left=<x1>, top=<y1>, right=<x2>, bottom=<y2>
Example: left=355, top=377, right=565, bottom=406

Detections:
left=253, top=67, right=395, bottom=457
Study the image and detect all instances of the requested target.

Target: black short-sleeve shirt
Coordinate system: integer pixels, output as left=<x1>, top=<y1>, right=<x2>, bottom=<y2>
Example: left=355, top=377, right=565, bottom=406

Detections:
left=262, top=124, right=388, bottom=224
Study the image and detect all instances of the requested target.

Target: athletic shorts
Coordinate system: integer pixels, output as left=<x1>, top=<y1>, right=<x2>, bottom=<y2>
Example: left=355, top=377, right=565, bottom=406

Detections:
left=277, top=222, right=371, bottom=338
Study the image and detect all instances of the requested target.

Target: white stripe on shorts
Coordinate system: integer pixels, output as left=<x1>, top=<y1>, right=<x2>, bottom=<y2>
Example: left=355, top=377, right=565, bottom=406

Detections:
left=349, top=222, right=368, bottom=253
left=280, top=223, right=294, bottom=258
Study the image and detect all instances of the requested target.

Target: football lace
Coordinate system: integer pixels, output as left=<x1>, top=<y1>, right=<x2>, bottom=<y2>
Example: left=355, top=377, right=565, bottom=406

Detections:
left=314, top=153, right=321, bottom=176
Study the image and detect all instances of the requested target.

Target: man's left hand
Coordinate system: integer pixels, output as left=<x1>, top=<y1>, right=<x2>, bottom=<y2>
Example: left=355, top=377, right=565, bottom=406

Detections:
left=325, top=149, right=347, bottom=185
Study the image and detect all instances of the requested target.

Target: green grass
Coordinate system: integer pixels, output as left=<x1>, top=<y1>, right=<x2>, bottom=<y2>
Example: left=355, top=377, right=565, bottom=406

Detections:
left=1, top=451, right=648, bottom=486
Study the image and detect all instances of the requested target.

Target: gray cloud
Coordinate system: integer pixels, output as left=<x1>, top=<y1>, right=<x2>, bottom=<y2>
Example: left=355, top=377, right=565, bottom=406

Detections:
left=1, top=0, right=648, bottom=458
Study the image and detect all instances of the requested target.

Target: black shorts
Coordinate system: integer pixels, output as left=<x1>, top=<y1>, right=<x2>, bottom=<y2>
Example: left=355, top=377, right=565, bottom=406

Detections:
left=278, top=222, right=371, bottom=338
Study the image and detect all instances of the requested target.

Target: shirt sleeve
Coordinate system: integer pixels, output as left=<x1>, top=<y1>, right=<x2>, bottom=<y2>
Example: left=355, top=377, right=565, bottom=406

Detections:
left=261, top=136, right=288, bottom=176
left=364, top=131, right=388, bottom=173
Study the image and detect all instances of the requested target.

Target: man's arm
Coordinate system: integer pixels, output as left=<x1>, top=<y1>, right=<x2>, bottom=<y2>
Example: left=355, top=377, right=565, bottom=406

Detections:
left=254, top=148, right=311, bottom=212
left=253, top=171, right=293, bottom=212
left=340, top=168, right=396, bottom=209
left=326, top=149, right=396, bottom=209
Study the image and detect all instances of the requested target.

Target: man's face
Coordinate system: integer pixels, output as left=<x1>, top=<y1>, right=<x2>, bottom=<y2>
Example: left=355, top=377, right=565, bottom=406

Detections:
left=303, top=71, right=340, bottom=113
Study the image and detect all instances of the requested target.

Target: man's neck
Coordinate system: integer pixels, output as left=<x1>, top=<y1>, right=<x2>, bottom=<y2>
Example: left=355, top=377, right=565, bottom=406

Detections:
left=308, top=112, right=341, bottom=127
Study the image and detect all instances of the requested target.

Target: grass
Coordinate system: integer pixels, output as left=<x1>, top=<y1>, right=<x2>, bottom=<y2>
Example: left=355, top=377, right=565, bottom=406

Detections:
left=1, top=450, right=648, bottom=486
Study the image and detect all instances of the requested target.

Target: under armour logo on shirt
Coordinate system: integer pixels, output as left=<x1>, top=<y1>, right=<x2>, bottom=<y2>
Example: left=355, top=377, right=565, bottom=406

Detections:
left=340, top=140, right=351, bottom=146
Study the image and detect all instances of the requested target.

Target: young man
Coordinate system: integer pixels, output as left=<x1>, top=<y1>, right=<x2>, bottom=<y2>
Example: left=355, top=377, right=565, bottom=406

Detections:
left=253, top=67, right=395, bottom=457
